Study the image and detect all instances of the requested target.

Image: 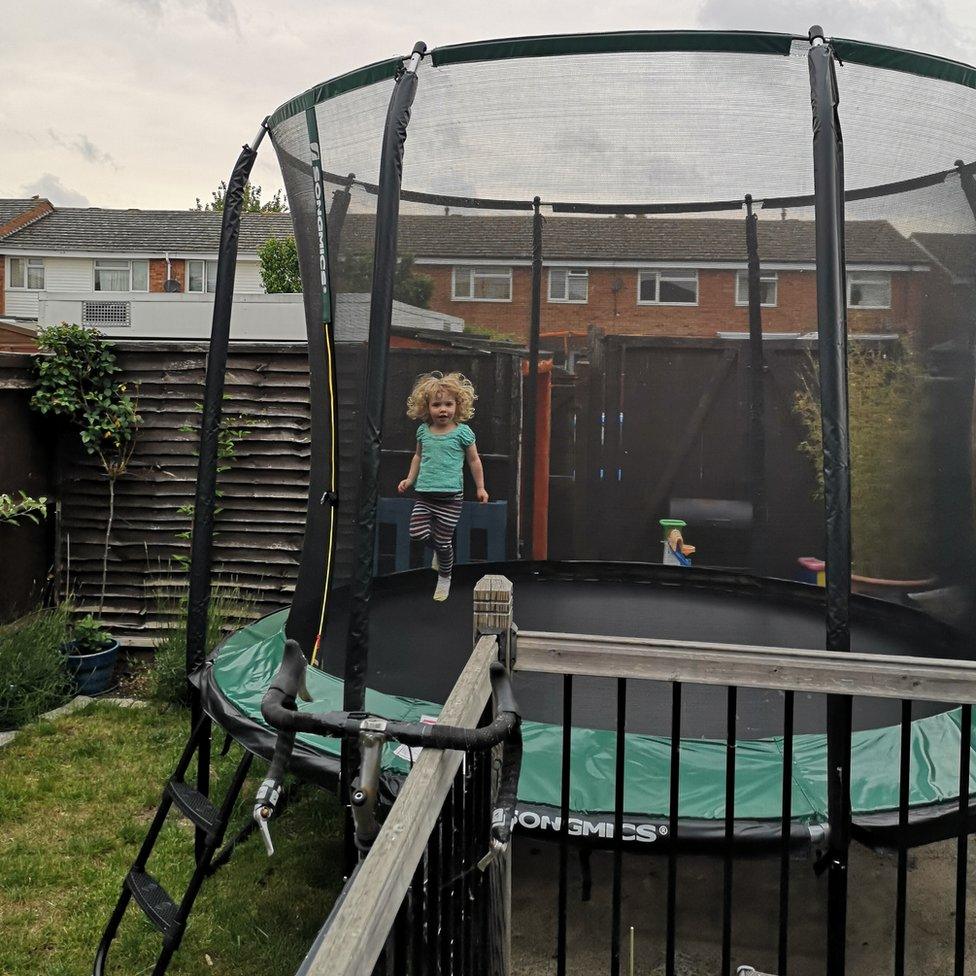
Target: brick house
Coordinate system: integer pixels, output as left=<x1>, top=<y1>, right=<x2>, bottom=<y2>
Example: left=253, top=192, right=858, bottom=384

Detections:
left=380, top=214, right=936, bottom=342
left=0, top=200, right=293, bottom=323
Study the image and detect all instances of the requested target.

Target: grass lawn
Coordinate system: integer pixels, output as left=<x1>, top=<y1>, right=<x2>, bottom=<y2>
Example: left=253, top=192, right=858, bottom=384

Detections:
left=0, top=701, right=345, bottom=976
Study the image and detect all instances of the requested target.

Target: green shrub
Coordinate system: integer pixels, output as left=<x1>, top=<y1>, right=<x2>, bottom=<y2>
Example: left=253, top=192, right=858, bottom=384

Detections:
left=68, top=615, right=112, bottom=655
left=794, top=343, right=933, bottom=579
left=0, top=607, right=73, bottom=730
left=151, top=587, right=254, bottom=708
left=0, top=491, right=48, bottom=526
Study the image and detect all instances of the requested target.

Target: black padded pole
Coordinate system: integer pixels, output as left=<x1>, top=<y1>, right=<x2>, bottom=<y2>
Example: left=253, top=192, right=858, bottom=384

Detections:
left=744, top=195, right=767, bottom=574
left=185, top=122, right=266, bottom=858
left=522, top=197, right=543, bottom=557
left=284, top=108, right=342, bottom=667
left=343, top=43, right=426, bottom=713
left=808, top=28, right=853, bottom=976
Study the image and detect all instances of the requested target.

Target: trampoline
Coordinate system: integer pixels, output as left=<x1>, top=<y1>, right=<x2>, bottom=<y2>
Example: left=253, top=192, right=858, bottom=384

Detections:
left=189, top=30, right=976, bottom=852
left=196, top=560, right=972, bottom=849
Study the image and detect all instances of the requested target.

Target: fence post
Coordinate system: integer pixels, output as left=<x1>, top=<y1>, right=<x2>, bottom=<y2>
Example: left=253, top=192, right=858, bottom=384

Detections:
left=474, top=575, right=514, bottom=976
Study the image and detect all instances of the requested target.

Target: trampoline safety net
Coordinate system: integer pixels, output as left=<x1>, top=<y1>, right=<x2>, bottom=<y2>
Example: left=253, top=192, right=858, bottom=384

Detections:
left=267, top=33, right=976, bottom=645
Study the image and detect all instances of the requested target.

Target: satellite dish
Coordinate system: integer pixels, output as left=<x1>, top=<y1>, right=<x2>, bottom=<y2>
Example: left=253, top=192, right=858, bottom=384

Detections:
left=163, top=279, right=182, bottom=293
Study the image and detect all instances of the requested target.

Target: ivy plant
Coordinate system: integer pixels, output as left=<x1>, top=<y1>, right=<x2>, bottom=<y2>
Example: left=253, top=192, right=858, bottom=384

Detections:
left=174, top=398, right=256, bottom=569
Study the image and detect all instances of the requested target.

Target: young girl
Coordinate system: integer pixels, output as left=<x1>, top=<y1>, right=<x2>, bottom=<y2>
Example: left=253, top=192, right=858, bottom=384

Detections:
left=397, top=372, right=489, bottom=601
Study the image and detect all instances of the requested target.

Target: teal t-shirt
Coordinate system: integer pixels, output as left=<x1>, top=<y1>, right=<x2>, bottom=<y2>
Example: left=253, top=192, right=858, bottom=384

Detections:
left=415, top=423, right=475, bottom=493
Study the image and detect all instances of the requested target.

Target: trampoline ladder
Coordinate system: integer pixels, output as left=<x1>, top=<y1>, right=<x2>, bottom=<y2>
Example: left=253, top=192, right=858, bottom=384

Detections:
left=93, top=719, right=254, bottom=976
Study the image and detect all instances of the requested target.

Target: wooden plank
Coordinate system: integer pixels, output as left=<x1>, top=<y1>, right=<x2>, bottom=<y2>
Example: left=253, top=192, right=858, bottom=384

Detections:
left=302, top=633, right=497, bottom=976
left=644, top=347, right=736, bottom=518
left=515, top=630, right=976, bottom=704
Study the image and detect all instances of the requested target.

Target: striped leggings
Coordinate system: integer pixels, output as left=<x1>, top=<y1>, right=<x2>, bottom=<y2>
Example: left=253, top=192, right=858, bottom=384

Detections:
left=409, top=493, right=463, bottom=576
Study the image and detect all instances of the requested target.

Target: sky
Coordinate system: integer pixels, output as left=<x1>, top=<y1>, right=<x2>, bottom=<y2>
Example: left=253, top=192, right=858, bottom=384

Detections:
left=3, top=0, right=976, bottom=211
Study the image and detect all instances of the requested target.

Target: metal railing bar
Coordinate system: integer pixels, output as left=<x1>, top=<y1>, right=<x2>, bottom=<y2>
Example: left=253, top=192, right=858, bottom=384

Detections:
left=439, top=788, right=454, bottom=976
left=666, top=681, right=682, bottom=976
left=610, top=677, right=627, bottom=976
left=722, top=686, right=738, bottom=976
left=557, top=674, right=573, bottom=976
left=956, top=703, right=972, bottom=976
left=516, top=631, right=976, bottom=704
left=778, top=690, right=794, bottom=976
left=895, top=698, right=911, bottom=976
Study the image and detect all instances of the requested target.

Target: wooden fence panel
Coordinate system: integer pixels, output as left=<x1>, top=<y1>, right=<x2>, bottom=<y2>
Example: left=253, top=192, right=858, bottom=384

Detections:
left=53, top=340, right=522, bottom=643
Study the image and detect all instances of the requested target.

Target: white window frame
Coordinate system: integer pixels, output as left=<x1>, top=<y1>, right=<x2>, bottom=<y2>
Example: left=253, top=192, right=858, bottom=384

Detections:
left=451, top=265, right=513, bottom=303
left=847, top=271, right=891, bottom=310
left=637, top=269, right=699, bottom=306
left=734, top=271, right=778, bottom=308
left=186, top=259, right=219, bottom=294
left=548, top=267, right=589, bottom=304
left=7, top=256, right=44, bottom=291
left=93, top=259, right=149, bottom=293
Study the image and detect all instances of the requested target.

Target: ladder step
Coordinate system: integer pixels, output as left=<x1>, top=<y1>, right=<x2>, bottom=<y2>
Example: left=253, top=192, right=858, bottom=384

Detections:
left=126, top=869, right=178, bottom=936
left=167, top=780, right=220, bottom=835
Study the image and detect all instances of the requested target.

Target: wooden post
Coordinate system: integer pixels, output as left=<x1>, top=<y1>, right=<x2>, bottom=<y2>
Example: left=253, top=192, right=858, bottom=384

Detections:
left=473, top=574, right=514, bottom=976
left=473, top=575, right=514, bottom=671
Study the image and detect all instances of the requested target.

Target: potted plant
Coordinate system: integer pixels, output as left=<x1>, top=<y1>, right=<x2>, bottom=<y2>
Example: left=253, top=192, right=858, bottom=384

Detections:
left=793, top=341, right=936, bottom=601
left=63, top=614, right=120, bottom=695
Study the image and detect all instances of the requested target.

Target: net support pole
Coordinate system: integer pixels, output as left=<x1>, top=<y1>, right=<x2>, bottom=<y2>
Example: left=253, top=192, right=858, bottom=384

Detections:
left=343, top=42, right=426, bottom=713
left=185, top=120, right=267, bottom=858
left=522, top=196, right=543, bottom=557
left=284, top=107, right=341, bottom=667
left=808, top=28, right=853, bottom=976
left=744, top=195, right=767, bottom=574
left=954, top=161, right=976, bottom=572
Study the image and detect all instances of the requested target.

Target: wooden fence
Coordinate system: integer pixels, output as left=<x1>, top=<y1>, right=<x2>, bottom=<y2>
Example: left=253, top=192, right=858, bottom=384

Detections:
left=45, top=339, right=522, bottom=642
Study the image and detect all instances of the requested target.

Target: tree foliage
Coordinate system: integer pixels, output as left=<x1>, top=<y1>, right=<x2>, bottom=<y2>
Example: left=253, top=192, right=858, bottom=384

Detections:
left=194, top=180, right=287, bottom=213
left=31, top=323, right=141, bottom=614
left=258, top=236, right=302, bottom=293
left=793, top=342, right=933, bottom=579
left=256, top=237, right=435, bottom=309
left=336, top=252, right=434, bottom=308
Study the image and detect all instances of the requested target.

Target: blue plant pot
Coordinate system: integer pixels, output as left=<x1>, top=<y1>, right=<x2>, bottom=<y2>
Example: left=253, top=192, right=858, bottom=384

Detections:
left=64, top=640, right=120, bottom=695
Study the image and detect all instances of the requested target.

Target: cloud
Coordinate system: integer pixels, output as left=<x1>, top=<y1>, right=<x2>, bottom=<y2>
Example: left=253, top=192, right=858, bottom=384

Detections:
left=696, top=0, right=975, bottom=63
left=120, top=0, right=239, bottom=30
left=48, top=129, right=119, bottom=169
left=21, top=174, right=90, bottom=207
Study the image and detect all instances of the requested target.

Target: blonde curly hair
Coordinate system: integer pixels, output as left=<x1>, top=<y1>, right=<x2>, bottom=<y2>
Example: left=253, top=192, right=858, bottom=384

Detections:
left=406, top=371, right=477, bottom=423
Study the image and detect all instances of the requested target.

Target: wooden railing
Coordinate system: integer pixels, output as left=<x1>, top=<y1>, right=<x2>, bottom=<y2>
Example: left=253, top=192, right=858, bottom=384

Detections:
left=296, top=576, right=514, bottom=976
left=514, top=622, right=976, bottom=976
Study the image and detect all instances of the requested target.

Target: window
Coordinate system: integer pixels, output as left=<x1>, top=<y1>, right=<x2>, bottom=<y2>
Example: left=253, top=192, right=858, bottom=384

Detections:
left=735, top=271, right=778, bottom=307
left=186, top=259, right=219, bottom=293
left=452, top=266, right=512, bottom=302
left=8, top=257, right=44, bottom=290
left=548, top=267, right=588, bottom=303
left=94, top=259, right=149, bottom=292
left=638, top=269, right=698, bottom=305
left=848, top=271, right=891, bottom=309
